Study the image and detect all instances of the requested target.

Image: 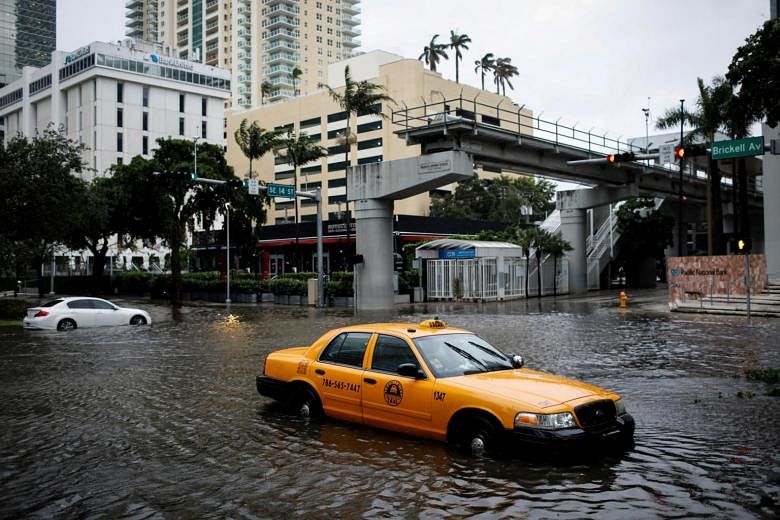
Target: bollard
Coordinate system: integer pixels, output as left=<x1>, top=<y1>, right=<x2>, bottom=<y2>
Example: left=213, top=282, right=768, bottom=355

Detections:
left=619, top=291, right=628, bottom=308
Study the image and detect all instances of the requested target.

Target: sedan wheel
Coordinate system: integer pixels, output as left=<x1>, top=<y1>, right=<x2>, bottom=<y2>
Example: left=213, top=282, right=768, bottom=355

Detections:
left=130, top=315, right=147, bottom=326
left=291, top=387, right=322, bottom=420
left=461, top=417, right=500, bottom=456
left=57, top=319, right=77, bottom=331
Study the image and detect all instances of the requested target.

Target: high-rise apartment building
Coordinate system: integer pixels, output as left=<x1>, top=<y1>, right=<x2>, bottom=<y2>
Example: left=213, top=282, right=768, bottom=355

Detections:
left=125, top=0, right=361, bottom=109
left=0, top=0, right=56, bottom=88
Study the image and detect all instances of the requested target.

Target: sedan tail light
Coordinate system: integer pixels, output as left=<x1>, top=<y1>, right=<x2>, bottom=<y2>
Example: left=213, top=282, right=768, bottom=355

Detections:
left=34, top=310, right=49, bottom=317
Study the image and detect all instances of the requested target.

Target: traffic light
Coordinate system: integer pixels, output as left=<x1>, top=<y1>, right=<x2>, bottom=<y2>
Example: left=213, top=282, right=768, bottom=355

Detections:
left=675, top=144, right=708, bottom=159
left=674, top=146, right=685, bottom=159
left=606, top=152, right=636, bottom=164
left=737, top=237, right=752, bottom=253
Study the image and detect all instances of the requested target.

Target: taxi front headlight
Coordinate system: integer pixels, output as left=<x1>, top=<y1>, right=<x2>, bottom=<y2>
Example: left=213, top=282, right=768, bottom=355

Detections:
left=614, top=399, right=626, bottom=415
left=514, top=411, right=576, bottom=430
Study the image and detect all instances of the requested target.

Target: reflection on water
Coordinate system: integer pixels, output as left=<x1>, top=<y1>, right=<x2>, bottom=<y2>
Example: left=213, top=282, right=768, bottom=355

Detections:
left=0, top=297, right=778, bottom=518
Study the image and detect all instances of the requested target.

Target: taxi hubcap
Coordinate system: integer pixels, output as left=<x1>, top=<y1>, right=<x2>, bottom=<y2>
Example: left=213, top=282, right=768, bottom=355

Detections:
left=470, top=436, right=485, bottom=453
left=300, top=402, right=311, bottom=418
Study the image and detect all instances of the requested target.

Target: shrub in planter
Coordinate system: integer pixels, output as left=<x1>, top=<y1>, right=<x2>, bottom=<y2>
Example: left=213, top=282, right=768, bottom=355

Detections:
left=278, top=272, right=316, bottom=282
left=0, top=299, right=28, bottom=319
left=231, top=279, right=262, bottom=294
left=268, top=277, right=307, bottom=295
left=116, top=272, right=153, bottom=295
left=325, top=280, right=353, bottom=298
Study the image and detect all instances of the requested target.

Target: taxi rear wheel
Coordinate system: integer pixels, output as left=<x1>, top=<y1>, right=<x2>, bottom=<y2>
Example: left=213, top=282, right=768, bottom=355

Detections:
left=290, top=386, right=322, bottom=420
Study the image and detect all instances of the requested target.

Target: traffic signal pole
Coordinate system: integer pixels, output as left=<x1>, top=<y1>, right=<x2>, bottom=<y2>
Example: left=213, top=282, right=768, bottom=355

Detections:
left=678, top=99, right=685, bottom=258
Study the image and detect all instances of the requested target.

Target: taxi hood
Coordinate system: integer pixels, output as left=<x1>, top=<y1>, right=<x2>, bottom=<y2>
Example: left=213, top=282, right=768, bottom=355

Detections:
left=450, top=369, right=611, bottom=410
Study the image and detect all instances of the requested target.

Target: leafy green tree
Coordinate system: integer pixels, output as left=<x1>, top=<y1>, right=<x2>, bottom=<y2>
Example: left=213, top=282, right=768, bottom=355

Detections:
left=449, top=30, right=471, bottom=83
left=320, top=65, right=395, bottom=249
left=275, top=130, right=327, bottom=269
left=113, top=138, right=236, bottom=304
left=474, top=53, right=495, bottom=90
left=493, top=57, right=518, bottom=96
left=726, top=18, right=780, bottom=128
left=615, top=198, right=674, bottom=287
left=418, top=34, right=449, bottom=72
left=430, top=175, right=555, bottom=224
left=0, top=127, right=88, bottom=294
left=234, top=119, right=280, bottom=179
left=546, top=232, right=572, bottom=297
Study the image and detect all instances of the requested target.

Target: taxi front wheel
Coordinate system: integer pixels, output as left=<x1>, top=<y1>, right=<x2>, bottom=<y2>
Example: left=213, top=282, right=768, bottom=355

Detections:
left=454, top=416, right=501, bottom=456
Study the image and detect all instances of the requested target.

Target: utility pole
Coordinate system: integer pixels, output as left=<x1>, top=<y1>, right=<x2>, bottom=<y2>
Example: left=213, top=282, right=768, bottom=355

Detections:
left=678, top=99, right=685, bottom=257
left=642, top=99, right=650, bottom=167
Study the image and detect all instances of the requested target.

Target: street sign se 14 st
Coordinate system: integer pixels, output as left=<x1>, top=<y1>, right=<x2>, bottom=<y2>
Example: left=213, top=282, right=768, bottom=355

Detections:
left=267, top=183, right=295, bottom=199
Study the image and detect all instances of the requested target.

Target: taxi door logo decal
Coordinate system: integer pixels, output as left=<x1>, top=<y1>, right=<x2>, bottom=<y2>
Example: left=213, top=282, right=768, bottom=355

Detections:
left=384, top=380, right=404, bottom=406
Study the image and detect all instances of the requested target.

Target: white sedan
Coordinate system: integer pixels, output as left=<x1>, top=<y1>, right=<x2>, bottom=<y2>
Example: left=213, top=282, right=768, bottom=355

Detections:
left=23, top=297, right=152, bottom=331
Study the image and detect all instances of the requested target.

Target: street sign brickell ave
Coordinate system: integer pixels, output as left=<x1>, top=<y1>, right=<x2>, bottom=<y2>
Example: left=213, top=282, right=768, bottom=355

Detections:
left=267, top=183, right=295, bottom=198
left=711, top=136, right=764, bottom=160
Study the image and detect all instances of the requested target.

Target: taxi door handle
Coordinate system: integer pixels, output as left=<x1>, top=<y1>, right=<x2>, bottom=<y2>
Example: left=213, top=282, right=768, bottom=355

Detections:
left=315, top=369, right=325, bottom=375
left=363, top=377, right=376, bottom=385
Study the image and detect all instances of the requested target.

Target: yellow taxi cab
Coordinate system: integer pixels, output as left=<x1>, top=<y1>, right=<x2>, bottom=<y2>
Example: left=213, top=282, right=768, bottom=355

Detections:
left=256, top=319, right=634, bottom=454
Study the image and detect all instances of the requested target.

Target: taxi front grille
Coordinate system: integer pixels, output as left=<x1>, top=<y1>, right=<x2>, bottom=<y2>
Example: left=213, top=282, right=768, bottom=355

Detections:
left=574, top=400, right=617, bottom=432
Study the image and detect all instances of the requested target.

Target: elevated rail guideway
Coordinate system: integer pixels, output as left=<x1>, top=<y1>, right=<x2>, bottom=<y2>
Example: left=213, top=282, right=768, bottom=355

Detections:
left=392, top=96, right=763, bottom=293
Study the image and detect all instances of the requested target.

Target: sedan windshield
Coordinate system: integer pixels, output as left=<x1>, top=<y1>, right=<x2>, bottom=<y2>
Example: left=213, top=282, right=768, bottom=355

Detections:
left=413, top=333, right=513, bottom=378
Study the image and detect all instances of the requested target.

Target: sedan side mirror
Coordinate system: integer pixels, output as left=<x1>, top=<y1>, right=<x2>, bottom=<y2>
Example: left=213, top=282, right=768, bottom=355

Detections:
left=398, top=363, right=423, bottom=379
left=511, top=355, right=524, bottom=369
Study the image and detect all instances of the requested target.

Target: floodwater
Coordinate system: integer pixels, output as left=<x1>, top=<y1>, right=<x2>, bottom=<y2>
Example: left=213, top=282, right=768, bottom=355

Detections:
left=1, top=290, right=778, bottom=519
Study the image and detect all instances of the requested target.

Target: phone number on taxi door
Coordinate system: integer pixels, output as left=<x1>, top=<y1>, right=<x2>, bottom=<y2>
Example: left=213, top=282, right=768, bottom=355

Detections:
left=322, top=378, right=360, bottom=393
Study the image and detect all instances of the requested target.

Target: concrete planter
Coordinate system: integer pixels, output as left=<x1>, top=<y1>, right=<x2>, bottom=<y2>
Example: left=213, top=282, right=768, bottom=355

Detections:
left=331, top=296, right=354, bottom=307
left=261, top=292, right=274, bottom=303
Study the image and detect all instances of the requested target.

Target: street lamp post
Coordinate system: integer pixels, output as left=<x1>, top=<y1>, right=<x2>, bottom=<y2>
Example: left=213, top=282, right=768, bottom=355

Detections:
left=193, top=135, right=200, bottom=177
left=678, top=99, right=685, bottom=258
left=641, top=101, right=650, bottom=166
left=225, top=202, right=231, bottom=304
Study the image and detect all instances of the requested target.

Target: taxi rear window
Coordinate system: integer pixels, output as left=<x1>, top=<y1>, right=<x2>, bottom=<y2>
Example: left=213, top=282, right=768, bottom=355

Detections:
left=319, top=332, right=371, bottom=368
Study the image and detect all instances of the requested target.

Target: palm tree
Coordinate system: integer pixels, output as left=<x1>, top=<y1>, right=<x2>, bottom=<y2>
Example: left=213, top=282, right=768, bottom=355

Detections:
left=290, top=66, right=302, bottom=96
left=657, top=76, right=732, bottom=255
left=449, top=30, right=471, bottom=83
left=515, top=227, right=535, bottom=298
left=418, top=34, right=449, bottom=72
left=233, top=119, right=281, bottom=180
left=275, top=130, right=327, bottom=269
left=474, top=53, right=495, bottom=90
left=260, top=81, right=273, bottom=105
left=319, top=65, right=395, bottom=258
left=532, top=228, right=555, bottom=297
left=493, top=57, right=518, bottom=96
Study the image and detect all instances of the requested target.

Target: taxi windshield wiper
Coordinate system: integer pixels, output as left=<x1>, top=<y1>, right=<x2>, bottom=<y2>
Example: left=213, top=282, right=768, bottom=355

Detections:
left=467, top=341, right=513, bottom=371
left=444, top=341, right=487, bottom=372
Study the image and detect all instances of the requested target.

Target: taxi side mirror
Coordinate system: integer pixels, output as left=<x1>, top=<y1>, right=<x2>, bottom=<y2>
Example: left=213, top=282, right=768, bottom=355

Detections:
left=398, top=363, right=423, bottom=379
left=511, top=355, right=524, bottom=369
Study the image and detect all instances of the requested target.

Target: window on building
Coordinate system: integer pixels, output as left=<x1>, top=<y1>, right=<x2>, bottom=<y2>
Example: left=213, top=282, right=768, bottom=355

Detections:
left=117, top=108, right=123, bottom=128
left=201, top=120, right=207, bottom=139
left=142, top=135, right=149, bottom=155
left=201, top=97, right=207, bottom=116
left=179, top=93, right=185, bottom=113
left=117, top=132, right=123, bottom=152
left=142, top=86, right=149, bottom=107
left=142, top=112, right=149, bottom=131
left=117, top=82, right=123, bottom=103
left=116, top=157, right=123, bottom=165
left=179, top=117, right=185, bottom=136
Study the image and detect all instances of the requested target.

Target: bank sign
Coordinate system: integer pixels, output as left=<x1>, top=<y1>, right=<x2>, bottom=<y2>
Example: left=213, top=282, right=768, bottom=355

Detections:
left=147, top=54, right=194, bottom=71
left=711, top=137, right=764, bottom=160
left=440, top=250, right=476, bottom=259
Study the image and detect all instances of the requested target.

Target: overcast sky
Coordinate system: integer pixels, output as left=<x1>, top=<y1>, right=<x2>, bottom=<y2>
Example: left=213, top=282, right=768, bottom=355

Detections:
left=58, top=0, right=770, bottom=141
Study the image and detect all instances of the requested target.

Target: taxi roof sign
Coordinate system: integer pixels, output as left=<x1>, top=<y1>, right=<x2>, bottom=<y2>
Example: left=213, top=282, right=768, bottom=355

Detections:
left=419, top=319, right=446, bottom=329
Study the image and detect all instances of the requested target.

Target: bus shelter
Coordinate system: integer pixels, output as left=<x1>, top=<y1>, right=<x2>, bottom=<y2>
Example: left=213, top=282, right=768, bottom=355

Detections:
left=416, top=239, right=525, bottom=301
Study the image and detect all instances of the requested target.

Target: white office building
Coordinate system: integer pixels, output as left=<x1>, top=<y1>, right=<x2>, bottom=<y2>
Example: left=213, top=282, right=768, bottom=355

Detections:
left=0, top=38, right=231, bottom=180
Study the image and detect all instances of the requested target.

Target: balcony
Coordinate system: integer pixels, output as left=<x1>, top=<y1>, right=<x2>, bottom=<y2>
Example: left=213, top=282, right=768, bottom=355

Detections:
left=125, top=17, right=143, bottom=29
left=206, top=51, right=218, bottom=65
left=238, top=37, right=251, bottom=50
left=342, top=38, right=360, bottom=48
left=266, top=3, right=299, bottom=15
left=262, top=15, right=299, bottom=30
left=341, top=15, right=359, bottom=26
left=238, top=62, right=251, bottom=71
left=206, top=0, right=219, bottom=13
left=342, top=1, right=361, bottom=14
left=263, top=0, right=298, bottom=5
left=237, top=28, right=252, bottom=38
left=264, top=28, right=299, bottom=41
left=237, top=16, right=251, bottom=27
left=268, top=88, right=293, bottom=102
left=262, top=40, right=299, bottom=52
left=264, top=64, right=294, bottom=76
left=341, top=26, right=360, bottom=37
left=238, top=86, right=253, bottom=95
left=125, top=8, right=143, bottom=20
left=237, top=51, right=252, bottom=61
left=263, top=51, right=298, bottom=65
left=238, top=74, right=252, bottom=83
left=125, top=0, right=143, bottom=8
left=237, top=5, right=250, bottom=15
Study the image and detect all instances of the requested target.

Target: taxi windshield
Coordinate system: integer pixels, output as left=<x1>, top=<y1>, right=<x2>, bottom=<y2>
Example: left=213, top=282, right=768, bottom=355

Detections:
left=413, top=333, right=513, bottom=378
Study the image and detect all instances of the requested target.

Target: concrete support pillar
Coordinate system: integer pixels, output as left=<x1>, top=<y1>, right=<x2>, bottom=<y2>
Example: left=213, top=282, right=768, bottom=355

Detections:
left=354, top=198, right=394, bottom=310
left=560, top=208, right=587, bottom=294
left=763, top=123, right=780, bottom=281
